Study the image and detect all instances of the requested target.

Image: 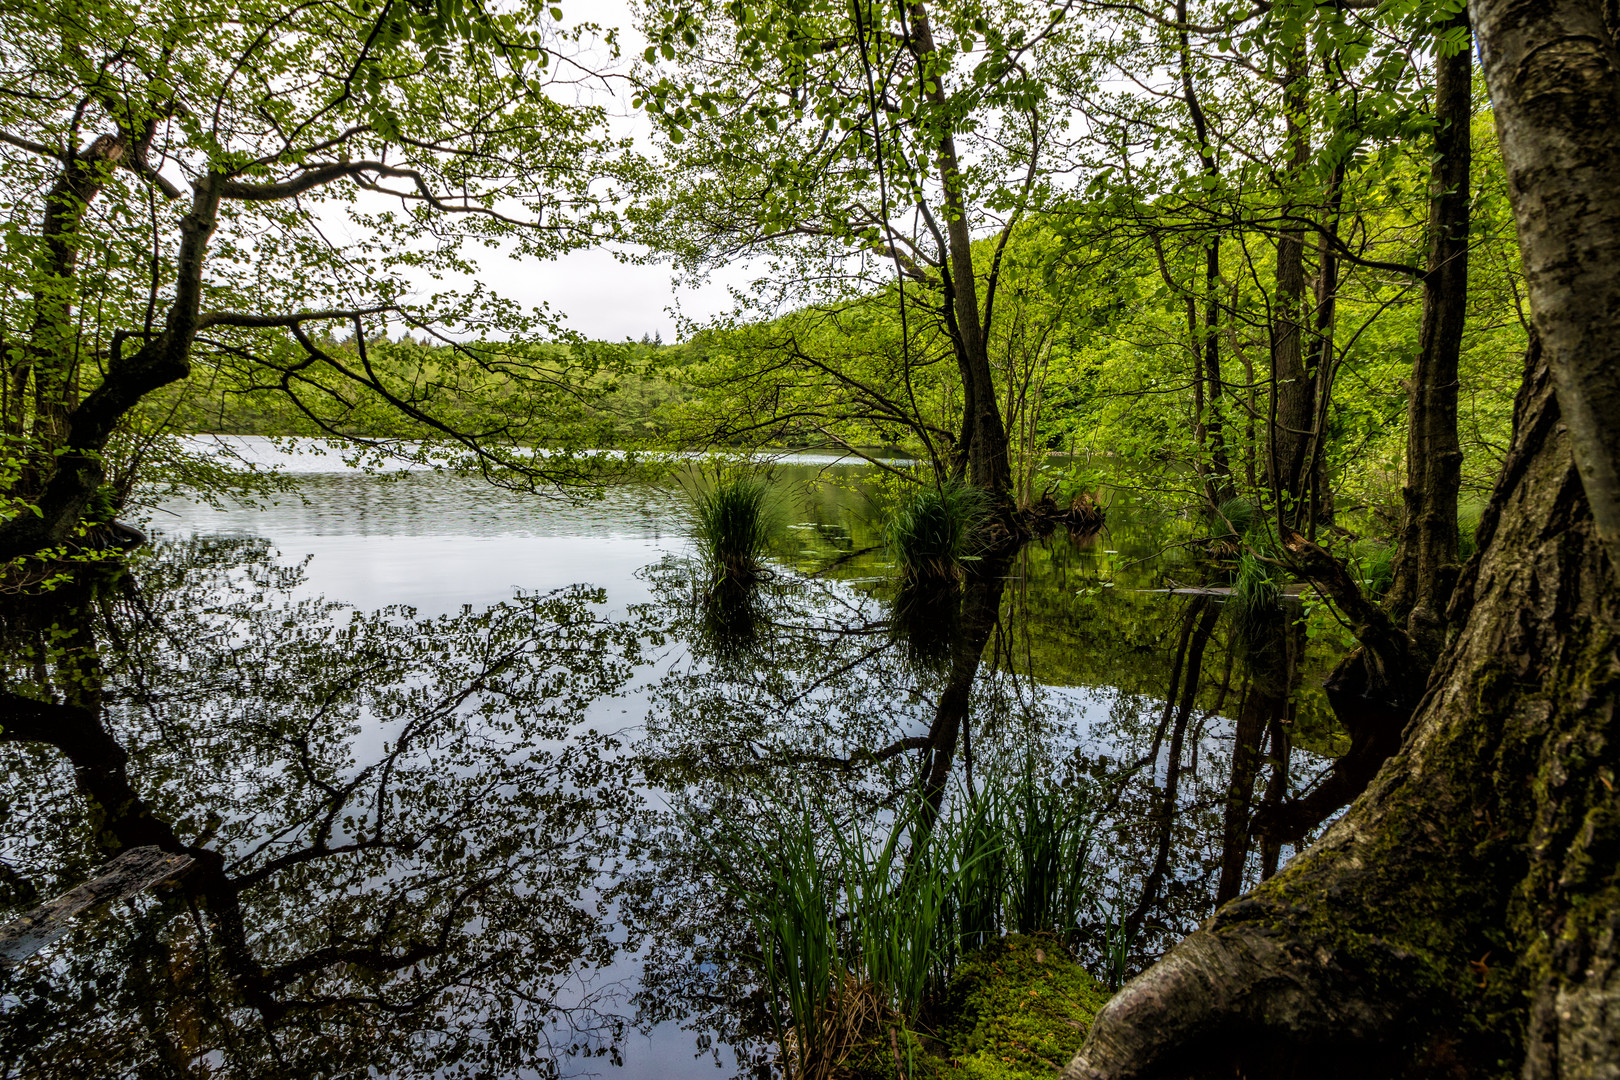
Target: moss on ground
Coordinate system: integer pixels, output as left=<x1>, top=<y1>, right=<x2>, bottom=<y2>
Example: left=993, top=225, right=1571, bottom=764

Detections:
left=843, top=934, right=1111, bottom=1080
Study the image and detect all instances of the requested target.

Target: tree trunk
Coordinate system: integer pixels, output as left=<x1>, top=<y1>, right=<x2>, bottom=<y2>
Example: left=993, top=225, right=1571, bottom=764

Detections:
left=1386, top=12, right=1472, bottom=653
left=1215, top=611, right=1298, bottom=906
left=907, top=2, right=1013, bottom=501
left=1067, top=28, right=1620, bottom=1066
left=1302, top=160, right=1345, bottom=535
left=0, top=181, right=219, bottom=561
left=1201, top=238, right=1230, bottom=499
left=1476, top=0, right=1620, bottom=568
left=1268, top=46, right=1314, bottom=528
left=1214, top=678, right=1265, bottom=906
left=1173, top=0, right=1231, bottom=500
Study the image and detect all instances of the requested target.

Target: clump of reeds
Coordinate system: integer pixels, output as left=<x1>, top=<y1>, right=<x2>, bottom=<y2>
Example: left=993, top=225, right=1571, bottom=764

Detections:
left=1347, top=538, right=1396, bottom=598
left=886, top=480, right=989, bottom=586
left=1204, top=496, right=1256, bottom=559
left=1214, top=496, right=1256, bottom=538
left=704, top=772, right=1098, bottom=1078
left=940, top=772, right=1097, bottom=968
left=688, top=475, right=777, bottom=586
left=708, top=796, right=959, bottom=1079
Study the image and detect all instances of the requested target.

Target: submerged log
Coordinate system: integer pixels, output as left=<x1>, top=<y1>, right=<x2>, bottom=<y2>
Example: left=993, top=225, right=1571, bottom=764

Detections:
left=0, top=846, right=193, bottom=967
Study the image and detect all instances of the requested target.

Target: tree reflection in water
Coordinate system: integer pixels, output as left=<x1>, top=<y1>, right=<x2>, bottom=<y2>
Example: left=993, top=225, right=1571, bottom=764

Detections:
left=622, top=537, right=1340, bottom=1066
left=0, top=536, right=647, bottom=1079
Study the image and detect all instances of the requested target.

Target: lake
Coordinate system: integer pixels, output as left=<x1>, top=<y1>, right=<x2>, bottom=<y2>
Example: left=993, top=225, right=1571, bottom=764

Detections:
left=0, top=437, right=1344, bottom=1079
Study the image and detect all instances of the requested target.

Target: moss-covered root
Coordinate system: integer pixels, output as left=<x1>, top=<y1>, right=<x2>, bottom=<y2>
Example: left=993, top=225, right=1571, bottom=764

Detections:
left=934, top=934, right=1112, bottom=1080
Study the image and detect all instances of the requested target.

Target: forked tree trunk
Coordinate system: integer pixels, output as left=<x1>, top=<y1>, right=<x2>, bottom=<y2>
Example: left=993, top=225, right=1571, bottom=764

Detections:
left=906, top=2, right=1014, bottom=502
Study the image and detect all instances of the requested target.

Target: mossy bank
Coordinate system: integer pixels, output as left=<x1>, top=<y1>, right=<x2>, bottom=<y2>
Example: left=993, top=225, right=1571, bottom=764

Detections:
left=845, top=935, right=1112, bottom=1080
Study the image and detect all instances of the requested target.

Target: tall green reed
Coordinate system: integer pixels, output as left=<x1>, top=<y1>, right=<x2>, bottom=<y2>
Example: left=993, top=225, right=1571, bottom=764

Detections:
left=704, top=771, right=1099, bottom=1076
left=886, top=480, right=989, bottom=585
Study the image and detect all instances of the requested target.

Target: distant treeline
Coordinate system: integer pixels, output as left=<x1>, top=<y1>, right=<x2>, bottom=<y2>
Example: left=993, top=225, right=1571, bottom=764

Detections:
left=139, top=337, right=701, bottom=449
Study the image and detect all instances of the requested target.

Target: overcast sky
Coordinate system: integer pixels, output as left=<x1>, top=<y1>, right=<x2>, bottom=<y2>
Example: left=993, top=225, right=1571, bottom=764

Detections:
left=459, top=0, right=750, bottom=343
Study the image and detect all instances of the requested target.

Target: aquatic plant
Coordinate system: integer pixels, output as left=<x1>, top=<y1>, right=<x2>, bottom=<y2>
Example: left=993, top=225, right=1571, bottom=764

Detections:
left=688, top=475, right=778, bottom=584
left=706, top=795, right=968, bottom=1078
left=1227, top=550, right=1284, bottom=648
left=1099, top=900, right=1139, bottom=991
left=940, top=772, right=1097, bottom=967
left=886, top=480, right=990, bottom=585
left=1213, top=496, right=1257, bottom=539
left=1004, top=775, right=1097, bottom=940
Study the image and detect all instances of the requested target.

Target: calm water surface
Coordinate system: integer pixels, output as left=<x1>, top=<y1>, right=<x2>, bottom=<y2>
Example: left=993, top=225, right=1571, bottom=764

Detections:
left=0, top=438, right=1344, bottom=1079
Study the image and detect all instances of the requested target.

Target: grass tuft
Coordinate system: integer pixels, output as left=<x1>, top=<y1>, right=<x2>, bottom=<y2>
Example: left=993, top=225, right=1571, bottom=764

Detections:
left=1227, top=550, right=1283, bottom=650
left=703, top=772, right=1100, bottom=1077
left=1214, top=496, right=1256, bottom=538
left=688, top=475, right=778, bottom=584
left=887, top=481, right=990, bottom=586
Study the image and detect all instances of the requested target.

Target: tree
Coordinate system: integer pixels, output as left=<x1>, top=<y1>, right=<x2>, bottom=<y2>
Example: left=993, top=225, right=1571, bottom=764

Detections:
left=633, top=0, right=1084, bottom=503
left=0, top=0, right=629, bottom=564
left=1061, top=0, right=1620, bottom=1074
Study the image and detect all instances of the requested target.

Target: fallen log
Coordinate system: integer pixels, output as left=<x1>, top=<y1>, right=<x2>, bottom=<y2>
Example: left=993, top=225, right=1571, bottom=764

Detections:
left=0, top=846, right=193, bottom=967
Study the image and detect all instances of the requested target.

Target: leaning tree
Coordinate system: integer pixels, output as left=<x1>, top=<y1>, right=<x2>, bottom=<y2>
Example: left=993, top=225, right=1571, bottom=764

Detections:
left=1063, top=0, right=1620, bottom=1075
left=0, top=0, right=630, bottom=564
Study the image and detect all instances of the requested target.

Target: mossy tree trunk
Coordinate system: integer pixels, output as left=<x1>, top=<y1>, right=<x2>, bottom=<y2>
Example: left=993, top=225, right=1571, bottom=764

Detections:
left=1064, top=323, right=1616, bottom=1080
left=1062, top=3, right=1620, bottom=1071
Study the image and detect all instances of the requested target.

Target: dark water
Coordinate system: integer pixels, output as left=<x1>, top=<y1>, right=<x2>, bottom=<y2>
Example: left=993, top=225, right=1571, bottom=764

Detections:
left=0, top=438, right=1344, bottom=1079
